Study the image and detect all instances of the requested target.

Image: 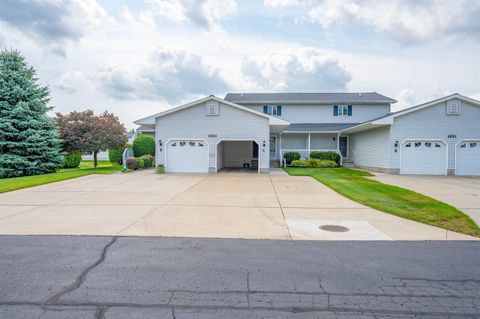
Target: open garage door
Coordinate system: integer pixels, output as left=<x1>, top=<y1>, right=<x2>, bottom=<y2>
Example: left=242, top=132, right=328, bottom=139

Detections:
left=456, top=140, right=480, bottom=176
left=166, top=140, right=208, bottom=173
left=400, top=140, right=447, bottom=175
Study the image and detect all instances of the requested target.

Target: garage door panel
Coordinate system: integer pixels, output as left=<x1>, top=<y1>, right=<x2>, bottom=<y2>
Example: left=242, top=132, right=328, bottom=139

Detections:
left=401, top=141, right=447, bottom=175
left=456, top=141, right=480, bottom=176
left=167, top=140, right=208, bottom=173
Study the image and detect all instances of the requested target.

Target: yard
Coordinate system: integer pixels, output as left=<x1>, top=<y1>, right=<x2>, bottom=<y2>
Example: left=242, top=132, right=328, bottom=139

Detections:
left=0, top=160, right=122, bottom=193
left=284, top=167, right=480, bottom=237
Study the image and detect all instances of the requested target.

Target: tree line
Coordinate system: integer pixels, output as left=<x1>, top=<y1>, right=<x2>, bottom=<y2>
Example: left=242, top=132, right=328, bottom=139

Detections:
left=0, top=50, right=127, bottom=178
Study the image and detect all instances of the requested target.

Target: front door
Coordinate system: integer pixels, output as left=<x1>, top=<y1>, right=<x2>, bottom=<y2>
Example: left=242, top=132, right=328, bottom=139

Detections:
left=270, top=136, right=276, bottom=159
left=339, top=136, right=348, bottom=158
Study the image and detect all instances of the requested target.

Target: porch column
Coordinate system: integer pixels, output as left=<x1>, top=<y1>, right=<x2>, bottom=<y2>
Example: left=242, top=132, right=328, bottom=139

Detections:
left=279, top=133, right=283, bottom=166
left=307, top=133, right=311, bottom=156
left=337, top=132, right=342, bottom=166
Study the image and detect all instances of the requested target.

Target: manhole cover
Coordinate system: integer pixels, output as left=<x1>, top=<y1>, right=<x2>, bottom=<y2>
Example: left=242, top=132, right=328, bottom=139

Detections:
left=319, top=225, right=350, bottom=232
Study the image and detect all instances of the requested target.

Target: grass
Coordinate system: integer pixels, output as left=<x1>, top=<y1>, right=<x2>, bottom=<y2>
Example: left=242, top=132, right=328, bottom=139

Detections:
left=284, top=167, right=480, bottom=237
left=0, top=160, right=122, bottom=193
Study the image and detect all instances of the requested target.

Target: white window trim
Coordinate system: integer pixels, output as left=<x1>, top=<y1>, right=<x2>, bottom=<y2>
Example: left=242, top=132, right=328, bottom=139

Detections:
left=338, top=105, right=349, bottom=116
left=265, top=105, right=280, bottom=116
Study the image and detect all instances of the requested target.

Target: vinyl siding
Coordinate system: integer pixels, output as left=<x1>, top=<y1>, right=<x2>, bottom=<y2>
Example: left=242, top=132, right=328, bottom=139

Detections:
left=242, top=103, right=390, bottom=123
left=390, top=100, right=480, bottom=170
left=155, top=101, right=270, bottom=171
left=350, top=126, right=391, bottom=168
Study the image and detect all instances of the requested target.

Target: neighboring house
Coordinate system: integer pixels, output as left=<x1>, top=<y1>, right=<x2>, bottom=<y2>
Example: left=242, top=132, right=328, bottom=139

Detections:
left=134, top=93, right=480, bottom=176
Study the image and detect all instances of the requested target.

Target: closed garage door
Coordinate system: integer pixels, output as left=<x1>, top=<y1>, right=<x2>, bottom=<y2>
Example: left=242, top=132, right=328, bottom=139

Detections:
left=456, top=140, right=480, bottom=176
left=400, top=140, right=447, bottom=175
left=166, top=140, right=208, bottom=173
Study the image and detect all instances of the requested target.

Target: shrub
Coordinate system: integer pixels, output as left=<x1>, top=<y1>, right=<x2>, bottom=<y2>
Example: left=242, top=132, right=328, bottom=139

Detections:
left=283, top=152, right=301, bottom=165
left=309, top=151, right=341, bottom=165
left=63, top=151, right=82, bottom=168
left=141, top=154, right=154, bottom=167
left=156, top=164, right=165, bottom=174
left=317, top=160, right=337, bottom=168
left=126, top=157, right=138, bottom=170
left=136, top=157, right=146, bottom=169
left=108, top=146, right=124, bottom=165
left=133, top=135, right=155, bottom=157
left=291, top=159, right=308, bottom=167
left=306, top=158, right=322, bottom=167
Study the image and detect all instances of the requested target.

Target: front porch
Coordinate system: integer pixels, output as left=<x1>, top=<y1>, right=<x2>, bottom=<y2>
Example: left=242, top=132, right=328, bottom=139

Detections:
left=274, top=132, right=349, bottom=164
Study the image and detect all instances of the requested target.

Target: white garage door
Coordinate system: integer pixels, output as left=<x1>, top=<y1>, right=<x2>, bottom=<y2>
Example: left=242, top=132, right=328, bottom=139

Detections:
left=166, top=140, right=208, bottom=173
left=400, top=140, right=447, bottom=175
left=456, top=141, right=480, bottom=176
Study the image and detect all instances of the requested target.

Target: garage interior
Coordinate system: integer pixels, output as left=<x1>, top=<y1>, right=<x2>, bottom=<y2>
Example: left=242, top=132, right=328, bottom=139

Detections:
left=216, top=140, right=259, bottom=173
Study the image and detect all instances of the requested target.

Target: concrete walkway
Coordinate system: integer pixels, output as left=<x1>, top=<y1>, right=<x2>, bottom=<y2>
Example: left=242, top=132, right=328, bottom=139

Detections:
left=0, top=170, right=476, bottom=240
left=371, top=173, right=480, bottom=227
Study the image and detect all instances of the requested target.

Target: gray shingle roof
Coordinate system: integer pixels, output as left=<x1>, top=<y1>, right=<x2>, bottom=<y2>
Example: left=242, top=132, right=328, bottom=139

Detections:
left=283, top=123, right=362, bottom=132
left=225, top=92, right=396, bottom=104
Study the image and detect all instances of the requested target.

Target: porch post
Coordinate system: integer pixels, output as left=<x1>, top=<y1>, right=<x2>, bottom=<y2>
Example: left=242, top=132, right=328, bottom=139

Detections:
left=279, top=133, right=283, bottom=166
left=307, top=133, right=311, bottom=157
left=337, top=132, right=342, bottom=166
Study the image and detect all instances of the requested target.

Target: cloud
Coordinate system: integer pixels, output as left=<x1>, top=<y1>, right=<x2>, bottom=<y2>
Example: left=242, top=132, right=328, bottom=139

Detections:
left=148, top=0, right=236, bottom=31
left=54, top=71, right=89, bottom=94
left=97, top=47, right=229, bottom=103
left=241, top=47, right=351, bottom=91
left=264, top=0, right=480, bottom=45
left=0, top=0, right=111, bottom=55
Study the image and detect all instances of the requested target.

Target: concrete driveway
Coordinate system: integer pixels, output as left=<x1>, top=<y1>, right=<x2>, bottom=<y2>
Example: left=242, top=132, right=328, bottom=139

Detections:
left=372, top=174, right=480, bottom=226
left=0, top=170, right=476, bottom=240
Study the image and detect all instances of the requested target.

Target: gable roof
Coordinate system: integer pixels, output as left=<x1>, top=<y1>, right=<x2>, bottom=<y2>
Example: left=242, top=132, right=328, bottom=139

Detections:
left=283, top=123, right=361, bottom=133
left=134, top=95, right=290, bottom=126
left=224, top=92, right=396, bottom=104
left=341, top=93, right=480, bottom=134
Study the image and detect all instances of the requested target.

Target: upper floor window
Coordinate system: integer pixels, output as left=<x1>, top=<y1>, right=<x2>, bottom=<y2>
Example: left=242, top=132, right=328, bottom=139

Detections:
left=334, top=105, right=352, bottom=117
left=263, top=105, right=282, bottom=116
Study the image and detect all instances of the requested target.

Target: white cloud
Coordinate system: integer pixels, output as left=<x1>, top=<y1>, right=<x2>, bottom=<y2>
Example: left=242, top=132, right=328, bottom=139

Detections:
left=264, top=0, right=480, bottom=45
left=97, top=47, right=229, bottom=103
left=147, top=0, right=237, bottom=31
left=241, top=47, right=351, bottom=91
left=0, top=0, right=112, bottom=55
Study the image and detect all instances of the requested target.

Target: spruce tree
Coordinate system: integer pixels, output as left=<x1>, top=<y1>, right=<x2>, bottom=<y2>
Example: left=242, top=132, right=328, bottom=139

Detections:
left=0, top=50, right=62, bottom=178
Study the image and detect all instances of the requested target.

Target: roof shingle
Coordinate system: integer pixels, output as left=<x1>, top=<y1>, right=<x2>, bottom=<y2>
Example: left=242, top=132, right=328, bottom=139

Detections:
left=225, top=92, right=396, bottom=104
left=283, top=123, right=362, bottom=132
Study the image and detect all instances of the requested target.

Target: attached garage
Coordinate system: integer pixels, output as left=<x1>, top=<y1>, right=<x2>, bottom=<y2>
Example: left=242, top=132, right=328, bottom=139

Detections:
left=456, top=140, right=480, bottom=176
left=166, top=139, right=209, bottom=173
left=400, top=140, right=447, bottom=175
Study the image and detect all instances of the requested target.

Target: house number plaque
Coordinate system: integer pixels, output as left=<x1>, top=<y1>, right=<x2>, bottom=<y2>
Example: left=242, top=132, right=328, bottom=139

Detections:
left=208, top=134, right=217, bottom=138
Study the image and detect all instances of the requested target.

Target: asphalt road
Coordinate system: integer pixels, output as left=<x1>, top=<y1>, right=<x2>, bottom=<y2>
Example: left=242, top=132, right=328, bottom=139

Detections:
left=1, top=236, right=479, bottom=319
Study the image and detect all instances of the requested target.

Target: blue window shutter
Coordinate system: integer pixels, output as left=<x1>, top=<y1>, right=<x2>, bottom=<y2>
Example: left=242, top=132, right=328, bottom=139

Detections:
left=348, top=105, right=352, bottom=116
left=277, top=105, right=282, bottom=116
left=333, top=105, right=338, bottom=116
left=263, top=105, right=268, bottom=114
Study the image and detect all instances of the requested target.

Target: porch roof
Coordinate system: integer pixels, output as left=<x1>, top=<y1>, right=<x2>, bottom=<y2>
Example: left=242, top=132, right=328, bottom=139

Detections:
left=282, top=123, right=361, bottom=133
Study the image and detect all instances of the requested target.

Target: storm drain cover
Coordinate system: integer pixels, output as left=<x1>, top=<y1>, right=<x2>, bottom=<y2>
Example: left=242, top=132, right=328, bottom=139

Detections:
left=319, top=225, right=350, bottom=232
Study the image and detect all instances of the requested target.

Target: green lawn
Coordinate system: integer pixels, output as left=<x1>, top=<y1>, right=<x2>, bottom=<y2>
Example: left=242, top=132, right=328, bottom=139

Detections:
left=0, top=160, right=122, bottom=193
left=284, top=167, right=480, bottom=237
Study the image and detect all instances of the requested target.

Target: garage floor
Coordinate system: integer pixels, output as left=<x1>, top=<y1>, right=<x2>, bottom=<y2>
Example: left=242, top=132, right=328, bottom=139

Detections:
left=371, top=173, right=480, bottom=227
left=0, top=170, right=476, bottom=240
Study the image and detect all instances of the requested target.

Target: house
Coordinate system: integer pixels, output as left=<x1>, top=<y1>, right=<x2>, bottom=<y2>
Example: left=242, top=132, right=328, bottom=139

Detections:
left=134, top=93, right=480, bottom=176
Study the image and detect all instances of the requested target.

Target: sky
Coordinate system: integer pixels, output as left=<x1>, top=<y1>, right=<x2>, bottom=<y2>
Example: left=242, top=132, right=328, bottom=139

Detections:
left=0, top=0, right=479, bottom=130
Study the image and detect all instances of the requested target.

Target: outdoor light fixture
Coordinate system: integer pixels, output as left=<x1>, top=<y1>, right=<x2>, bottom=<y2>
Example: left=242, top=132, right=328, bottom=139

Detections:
left=332, top=136, right=336, bottom=141
left=394, top=141, right=398, bottom=147
left=158, top=140, right=163, bottom=146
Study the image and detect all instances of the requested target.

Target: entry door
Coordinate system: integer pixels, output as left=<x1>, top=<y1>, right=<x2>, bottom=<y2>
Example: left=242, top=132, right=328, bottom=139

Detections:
left=339, top=137, right=348, bottom=158
left=166, top=140, right=209, bottom=173
left=270, top=136, right=276, bottom=158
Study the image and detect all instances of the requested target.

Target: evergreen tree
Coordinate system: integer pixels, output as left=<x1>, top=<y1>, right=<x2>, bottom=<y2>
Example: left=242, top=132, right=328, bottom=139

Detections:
left=0, top=50, right=62, bottom=178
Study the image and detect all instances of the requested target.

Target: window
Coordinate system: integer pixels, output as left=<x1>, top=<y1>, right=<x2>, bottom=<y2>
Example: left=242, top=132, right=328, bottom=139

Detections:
left=470, top=142, right=477, bottom=148
left=334, top=105, right=352, bottom=116
left=405, top=142, right=411, bottom=147
left=171, top=142, right=177, bottom=147
left=189, top=141, right=195, bottom=147
left=179, top=141, right=186, bottom=147
left=460, top=143, right=467, bottom=148
left=425, top=142, right=432, bottom=148
left=414, top=142, right=421, bottom=147
left=435, top=143, right=442, bottom=148
left=263, top=105, right=282, bottom=116
left=198, top=142, right=204, bottom=147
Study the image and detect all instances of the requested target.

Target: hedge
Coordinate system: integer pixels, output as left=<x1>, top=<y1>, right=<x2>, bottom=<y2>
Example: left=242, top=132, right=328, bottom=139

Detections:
left=63, top=151, right=82, bottom=168
left=309, top=151, right=341, bottom=165
left=283, top=151, right=301, bottom=165
left=108, top=146, right=124, bottom=165
left=133, top=135, right=155, bottom=157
